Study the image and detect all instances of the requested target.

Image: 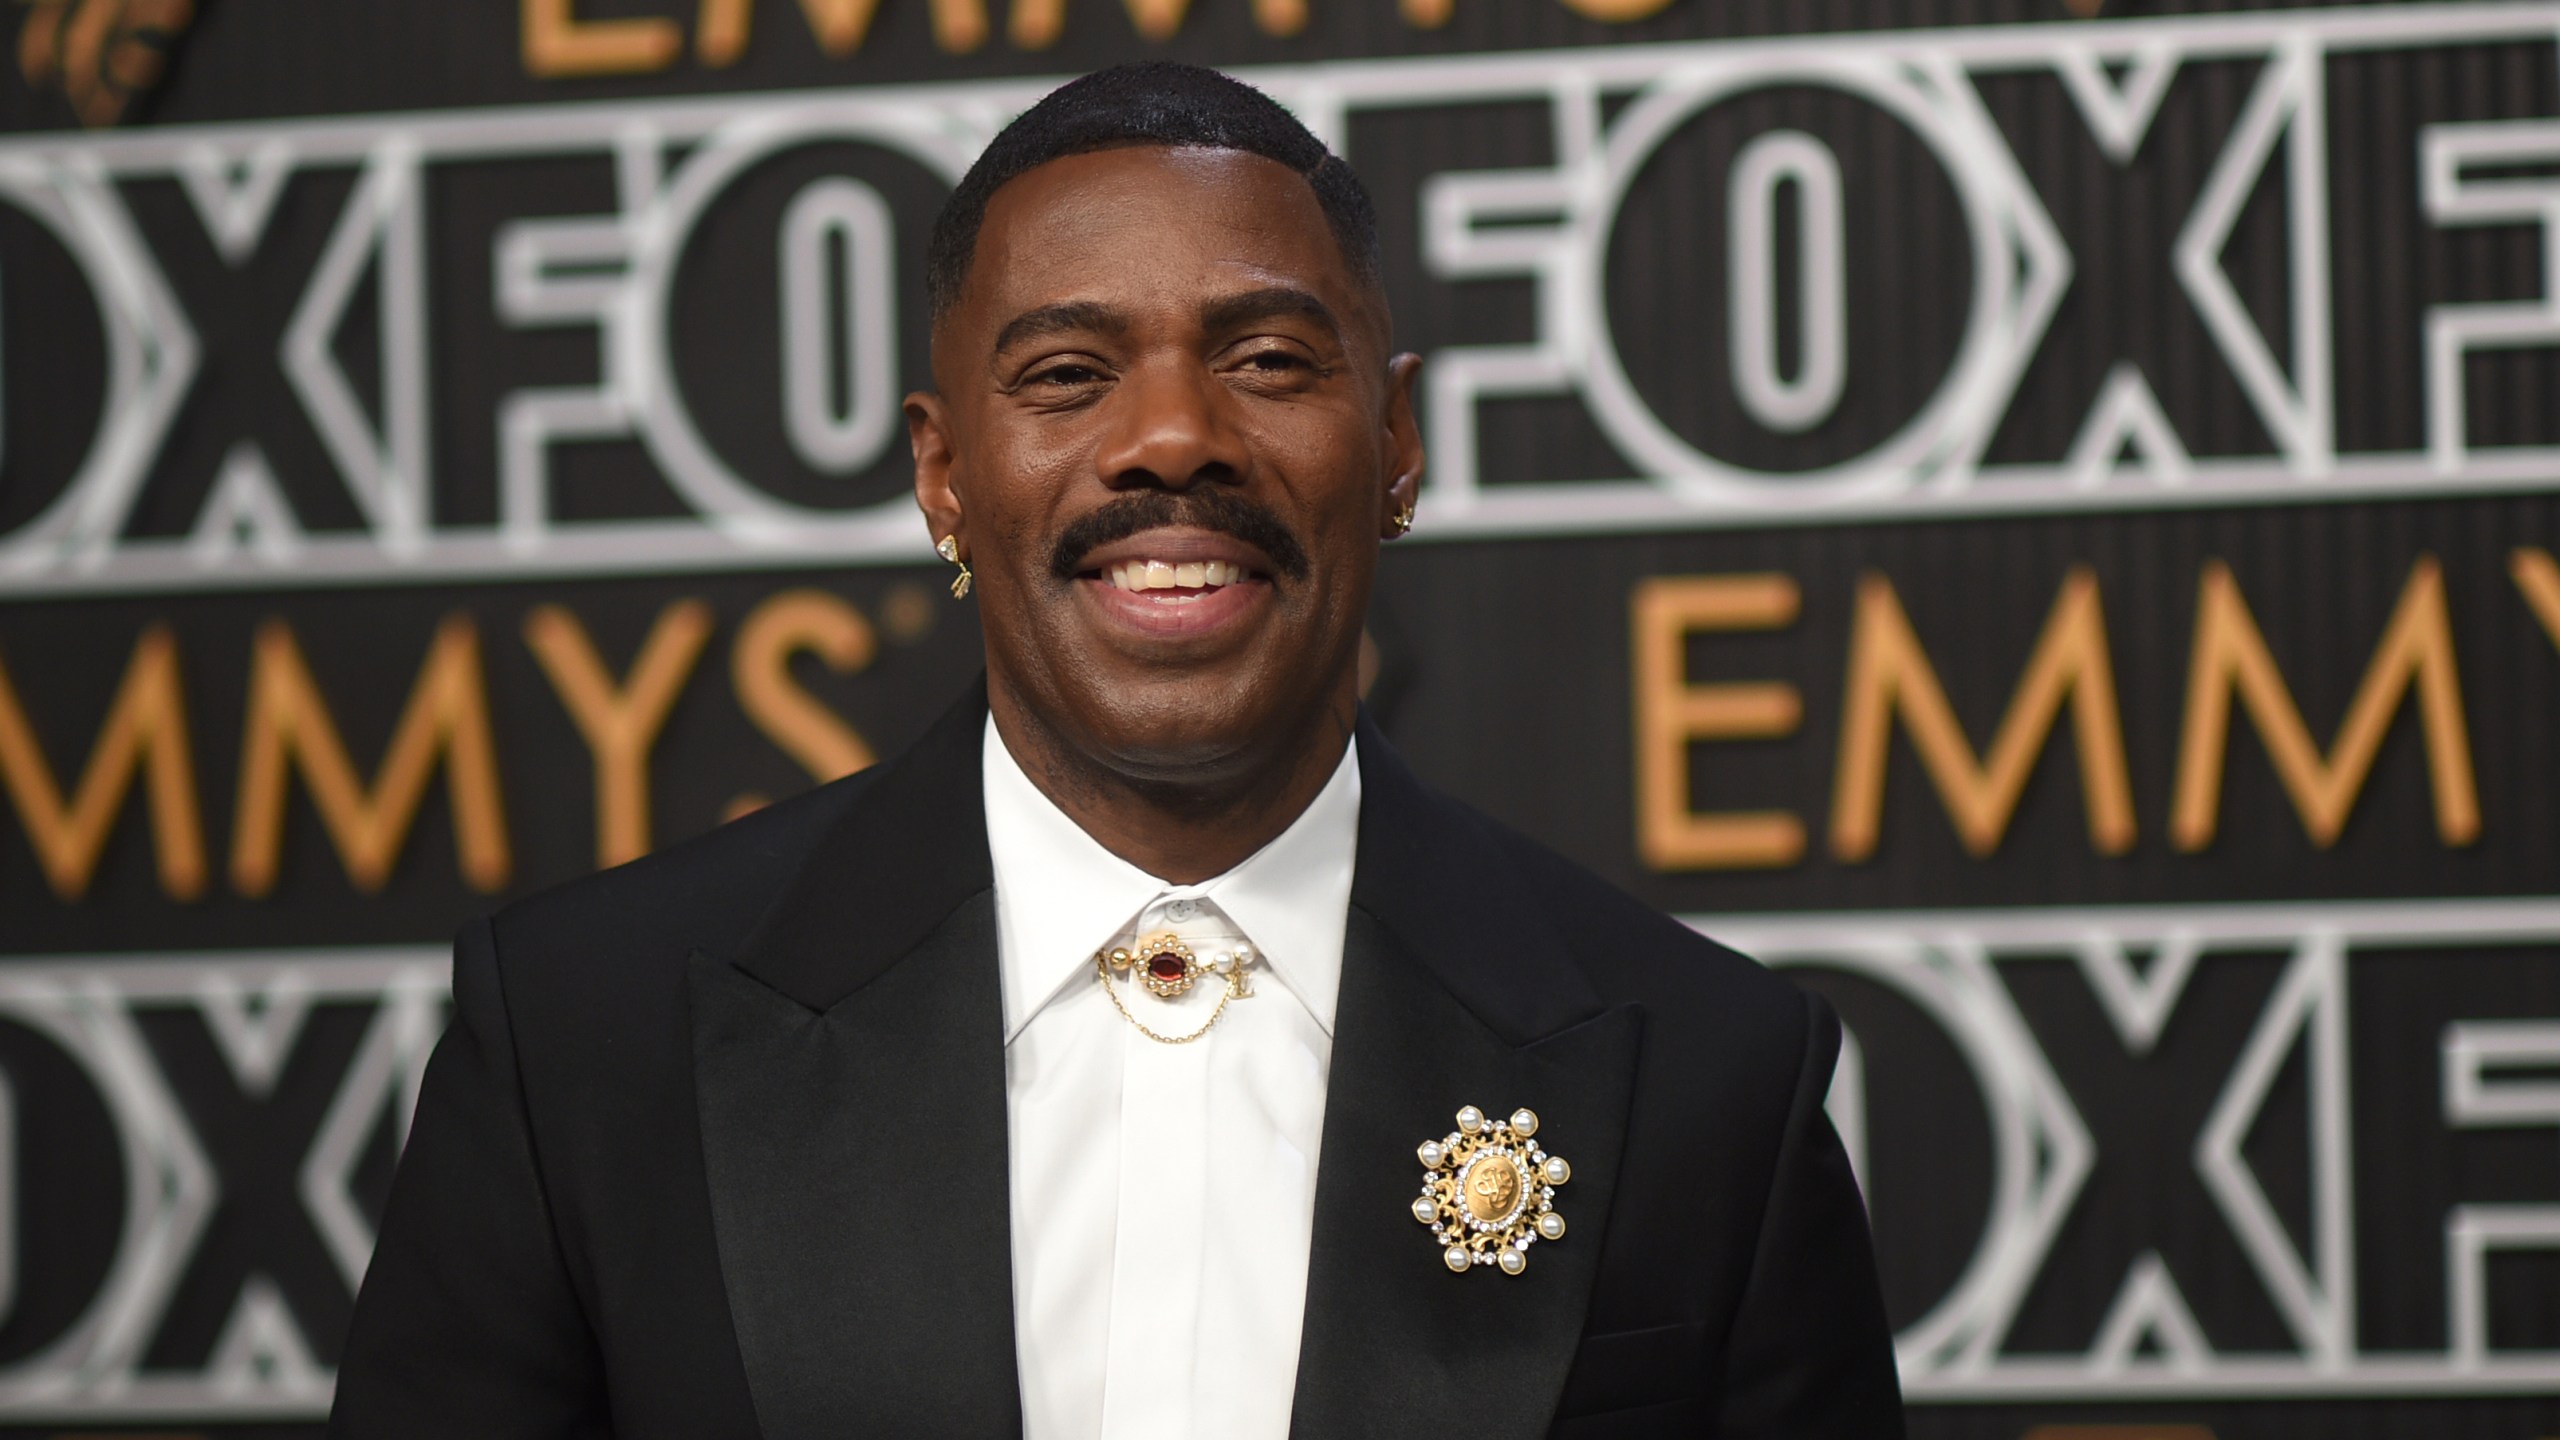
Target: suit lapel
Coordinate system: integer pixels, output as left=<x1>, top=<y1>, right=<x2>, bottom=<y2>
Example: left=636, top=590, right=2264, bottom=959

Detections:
left=1290, top=721, right=1645, bottom=1439
left=692, top=688, right=1023, bottom=1438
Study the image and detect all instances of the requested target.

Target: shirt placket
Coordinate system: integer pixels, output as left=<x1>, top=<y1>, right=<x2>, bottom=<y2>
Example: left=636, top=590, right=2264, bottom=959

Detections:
left=1096, top=897, right=1223, bottom=1438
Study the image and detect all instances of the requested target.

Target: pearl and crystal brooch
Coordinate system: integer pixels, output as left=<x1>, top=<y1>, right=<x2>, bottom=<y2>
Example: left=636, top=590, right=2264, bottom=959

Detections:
left=1411, top=1105, right=1570, bottom=1276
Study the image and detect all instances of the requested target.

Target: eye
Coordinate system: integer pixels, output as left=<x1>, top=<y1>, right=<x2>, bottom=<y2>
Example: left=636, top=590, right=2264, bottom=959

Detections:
left=1011, top=357, right=1115, bottom=407
left=1224, top=342, right=1327, bottom=389
left=1028, top=360, right=1105, bottom=387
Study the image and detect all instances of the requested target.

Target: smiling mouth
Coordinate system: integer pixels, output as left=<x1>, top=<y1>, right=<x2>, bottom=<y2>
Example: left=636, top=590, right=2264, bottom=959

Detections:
left=1074, top=549, right=1273, bottom=636
left=1097, top=558, right=1259, bottom=599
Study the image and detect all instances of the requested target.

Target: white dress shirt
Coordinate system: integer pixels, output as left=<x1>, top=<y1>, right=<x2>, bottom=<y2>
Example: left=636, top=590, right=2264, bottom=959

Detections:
left=984, top=717, right=1359, bottom=1440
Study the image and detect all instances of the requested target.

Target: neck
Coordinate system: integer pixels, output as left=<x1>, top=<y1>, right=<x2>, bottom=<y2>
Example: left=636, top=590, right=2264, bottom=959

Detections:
left=987, top=685, right=1358, bottom=885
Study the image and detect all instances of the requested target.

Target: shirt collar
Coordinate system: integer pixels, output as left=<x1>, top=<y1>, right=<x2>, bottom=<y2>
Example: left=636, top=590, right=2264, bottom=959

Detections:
left=982, top=715, right=1360, bottom=1043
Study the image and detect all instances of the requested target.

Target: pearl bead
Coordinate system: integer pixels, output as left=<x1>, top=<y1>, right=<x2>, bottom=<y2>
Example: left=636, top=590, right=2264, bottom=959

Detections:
left=1538, top=1211, right=1566, bottom=1240
left=1412, top=1196, right=1439, bottom=1224
left=1498, top=1247, right=1527, bottom=1275
left=1443, top=1244, right=1471, bottom=1273
left=1543, top=1156, right=1572, bottom=1184
left=1510, top=1108, right=1539, bottom=1137
left=1456, top=1105, right=1485, bottom=1134
left=1417, top=1140, right=1445, bottom=1168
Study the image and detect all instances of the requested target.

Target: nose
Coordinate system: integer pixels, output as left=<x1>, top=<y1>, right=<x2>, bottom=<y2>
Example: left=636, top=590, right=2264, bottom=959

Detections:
left=1091, top=356, right=1248, bottom=492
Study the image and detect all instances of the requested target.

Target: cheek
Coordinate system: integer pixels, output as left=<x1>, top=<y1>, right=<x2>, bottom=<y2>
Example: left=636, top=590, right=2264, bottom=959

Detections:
left=1252, top=409, right=1384, bottom=521
left=968, top=438, right=1085, bottom=568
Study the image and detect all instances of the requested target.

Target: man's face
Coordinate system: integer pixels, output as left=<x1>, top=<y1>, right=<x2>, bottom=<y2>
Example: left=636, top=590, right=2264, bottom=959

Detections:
left=909, top=145, right=1422, bottom=784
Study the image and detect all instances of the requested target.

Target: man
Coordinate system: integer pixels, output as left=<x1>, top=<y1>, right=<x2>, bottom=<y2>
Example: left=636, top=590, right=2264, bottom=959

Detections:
left=331, top=63, right=1903, bottom=1439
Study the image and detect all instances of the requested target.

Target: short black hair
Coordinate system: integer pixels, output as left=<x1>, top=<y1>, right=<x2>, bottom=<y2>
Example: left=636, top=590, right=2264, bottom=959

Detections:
left=925, top=62, right=1381, bottom=322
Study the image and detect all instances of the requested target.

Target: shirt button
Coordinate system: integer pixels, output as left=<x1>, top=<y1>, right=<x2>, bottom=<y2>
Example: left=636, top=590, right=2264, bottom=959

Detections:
left=1166, top=898, right=1197, bottom=921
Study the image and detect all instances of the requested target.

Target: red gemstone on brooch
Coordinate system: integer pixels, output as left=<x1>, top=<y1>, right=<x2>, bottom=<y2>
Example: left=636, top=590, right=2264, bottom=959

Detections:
left=1126, top=933, right=1200, bottom=998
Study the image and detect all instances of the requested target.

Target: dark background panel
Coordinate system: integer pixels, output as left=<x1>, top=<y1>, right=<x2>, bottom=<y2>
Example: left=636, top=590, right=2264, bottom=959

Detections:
left=1374, top=494, right=2560, bottom=913
left=0, top=566, right=982, bottom=951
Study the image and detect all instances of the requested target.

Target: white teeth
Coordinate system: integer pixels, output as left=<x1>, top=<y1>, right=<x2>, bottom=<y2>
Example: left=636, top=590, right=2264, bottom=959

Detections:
left=1104, top=559, right=1250, bottom=592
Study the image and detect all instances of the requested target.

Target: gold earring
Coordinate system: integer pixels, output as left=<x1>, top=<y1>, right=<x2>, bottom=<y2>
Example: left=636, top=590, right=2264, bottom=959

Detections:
left=1389, top=502, right=1416, bottom=537
left=937, top=535, right=973, bottom=598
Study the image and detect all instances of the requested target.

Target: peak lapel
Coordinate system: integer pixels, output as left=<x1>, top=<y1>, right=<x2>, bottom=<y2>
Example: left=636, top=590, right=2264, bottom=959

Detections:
left=1289, top=721, right=1645, bottom=1439
left=692, top=686, right=1022, bottom=1437
left=729, top=681, right=995, bottom=1012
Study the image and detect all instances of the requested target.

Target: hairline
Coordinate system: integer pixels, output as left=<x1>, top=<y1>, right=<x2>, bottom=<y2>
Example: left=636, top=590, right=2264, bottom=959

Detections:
left=928, top=142, right=1393, bottom=366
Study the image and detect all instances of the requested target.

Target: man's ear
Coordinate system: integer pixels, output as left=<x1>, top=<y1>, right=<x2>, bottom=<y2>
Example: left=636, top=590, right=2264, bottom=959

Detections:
left=908, top=390, right=963, bottom=551
left=1380, top=352, right=1425, bottom=538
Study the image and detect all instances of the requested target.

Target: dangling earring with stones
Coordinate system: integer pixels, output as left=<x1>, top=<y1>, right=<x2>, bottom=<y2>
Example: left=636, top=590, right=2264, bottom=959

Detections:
left=937, top=535, right=973, bottom=598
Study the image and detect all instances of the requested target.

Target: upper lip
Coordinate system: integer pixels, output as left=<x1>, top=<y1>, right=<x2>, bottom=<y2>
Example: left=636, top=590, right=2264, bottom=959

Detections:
left=1070, top=527, right=1275, bottom=580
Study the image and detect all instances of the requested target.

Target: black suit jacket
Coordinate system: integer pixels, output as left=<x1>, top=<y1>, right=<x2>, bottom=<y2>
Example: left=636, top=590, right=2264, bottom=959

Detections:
left=330, top=687, right=1904, bottom=1438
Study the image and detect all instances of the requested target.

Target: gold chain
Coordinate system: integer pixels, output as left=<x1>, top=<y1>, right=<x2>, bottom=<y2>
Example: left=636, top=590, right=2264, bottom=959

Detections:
left=1094, top=951, right=1241, bottom=1044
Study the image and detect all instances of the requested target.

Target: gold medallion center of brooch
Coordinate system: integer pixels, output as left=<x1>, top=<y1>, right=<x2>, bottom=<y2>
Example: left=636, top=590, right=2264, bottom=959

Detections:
left=1462, top=1154, right=1525, bottom=1224
left=1410, top=1105, right=1570, bottom=1276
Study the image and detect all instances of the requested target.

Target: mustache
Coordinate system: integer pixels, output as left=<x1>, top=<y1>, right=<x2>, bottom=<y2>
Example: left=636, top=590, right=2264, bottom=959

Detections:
left=1048, top=490, right=1312, bottom=583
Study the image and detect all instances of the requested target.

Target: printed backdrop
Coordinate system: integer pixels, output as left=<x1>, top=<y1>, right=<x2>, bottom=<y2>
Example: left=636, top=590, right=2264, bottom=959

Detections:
left=4, top=0, right=2559, bottom=1435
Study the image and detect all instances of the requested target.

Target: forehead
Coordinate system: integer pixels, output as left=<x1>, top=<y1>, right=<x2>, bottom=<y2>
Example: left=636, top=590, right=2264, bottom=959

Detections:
left=952, top=145, right=1374, bottom=346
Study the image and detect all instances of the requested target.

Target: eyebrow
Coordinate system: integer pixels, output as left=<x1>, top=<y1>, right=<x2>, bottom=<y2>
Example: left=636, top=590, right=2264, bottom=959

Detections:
left=992, top=300, right=1131, bottom=356
left=989, top=287, right=1347, bottom=359
left=1199, top=286, right=1343, bottom=343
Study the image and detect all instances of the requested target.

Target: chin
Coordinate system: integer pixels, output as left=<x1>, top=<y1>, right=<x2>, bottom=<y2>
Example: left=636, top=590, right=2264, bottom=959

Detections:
left=1053, top=669, right=1304, bottom=778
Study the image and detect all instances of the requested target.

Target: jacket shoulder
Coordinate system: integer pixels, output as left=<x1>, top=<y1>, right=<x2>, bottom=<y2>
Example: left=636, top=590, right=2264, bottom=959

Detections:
left=1458, top=797, right=1810, bottom=1031
left=482, top=767, right=883, bottom=989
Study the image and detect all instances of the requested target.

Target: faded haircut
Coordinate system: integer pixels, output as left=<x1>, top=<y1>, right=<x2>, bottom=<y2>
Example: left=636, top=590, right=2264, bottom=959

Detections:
left=924, top=61, right=1382, bottom=322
